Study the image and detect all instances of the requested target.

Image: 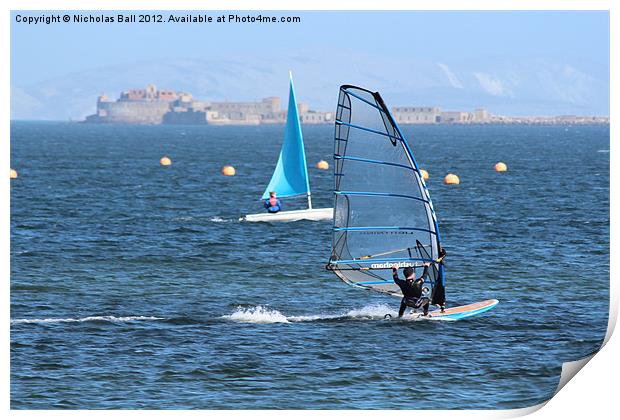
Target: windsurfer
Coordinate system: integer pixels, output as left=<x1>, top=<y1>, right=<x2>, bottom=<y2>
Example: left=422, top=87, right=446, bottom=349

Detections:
left=264, top=191, right=282, bottom=213
left=431, top=247, right=447, bottom=311
left=392, top=263, right=430, bottom=317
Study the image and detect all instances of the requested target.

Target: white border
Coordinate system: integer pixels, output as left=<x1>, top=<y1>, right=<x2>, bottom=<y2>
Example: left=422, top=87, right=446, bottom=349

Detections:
left=4, top=1, right=616, bottom=419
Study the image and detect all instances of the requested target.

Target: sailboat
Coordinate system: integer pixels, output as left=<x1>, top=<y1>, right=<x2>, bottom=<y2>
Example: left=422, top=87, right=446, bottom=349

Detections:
left=240, top=74, right=333, bottom=222
left=326, top=85, right=497, bottom=320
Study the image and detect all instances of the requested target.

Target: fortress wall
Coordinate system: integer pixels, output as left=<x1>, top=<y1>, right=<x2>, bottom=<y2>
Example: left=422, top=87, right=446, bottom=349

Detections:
left=98, top=101, right=171, bottom=124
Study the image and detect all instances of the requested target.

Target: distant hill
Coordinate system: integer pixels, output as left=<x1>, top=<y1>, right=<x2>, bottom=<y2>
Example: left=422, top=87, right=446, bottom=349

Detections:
left=10, top=55, right=609, bottom=120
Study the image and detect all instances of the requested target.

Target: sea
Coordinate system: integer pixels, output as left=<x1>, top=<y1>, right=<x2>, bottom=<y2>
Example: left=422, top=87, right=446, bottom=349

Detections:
left=10, top=121, right=610, bottom=409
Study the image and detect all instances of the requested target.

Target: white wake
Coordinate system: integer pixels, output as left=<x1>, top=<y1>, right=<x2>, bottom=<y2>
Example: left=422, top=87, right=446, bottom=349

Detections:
left=10, top=315, right=165, bottom=325
left=223, top=304, right=421, bottom=324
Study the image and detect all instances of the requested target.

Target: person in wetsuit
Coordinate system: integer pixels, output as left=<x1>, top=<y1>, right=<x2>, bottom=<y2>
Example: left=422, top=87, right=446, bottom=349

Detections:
left=392, top=263, right=431, bottom=317
left=431, top=246, right=447, bottom=312
left=264, top=191, right=282, bottom=213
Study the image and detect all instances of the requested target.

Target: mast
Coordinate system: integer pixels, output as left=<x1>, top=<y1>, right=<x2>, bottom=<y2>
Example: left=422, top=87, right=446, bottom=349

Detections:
left=290, top=70, right=312, bottom=210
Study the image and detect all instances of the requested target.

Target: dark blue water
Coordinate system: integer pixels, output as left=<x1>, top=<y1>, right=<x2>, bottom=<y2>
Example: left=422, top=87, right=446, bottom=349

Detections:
left=10, top=122, right=609, bottom=409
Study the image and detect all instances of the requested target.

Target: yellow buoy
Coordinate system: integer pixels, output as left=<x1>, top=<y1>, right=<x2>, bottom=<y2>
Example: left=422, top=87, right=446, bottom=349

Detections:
left=10, top=169, right=18, bottom=179
left=419, top=169, right=429, bottom=180
left=494, top=162, right=508, bottom=172
left=316, top=160, right=329, bottom=170
left=444, top=173, right=460, bottom=185
left=221, top=165, right=236, bottom=176
left=160, top=156, right=172, bottom=166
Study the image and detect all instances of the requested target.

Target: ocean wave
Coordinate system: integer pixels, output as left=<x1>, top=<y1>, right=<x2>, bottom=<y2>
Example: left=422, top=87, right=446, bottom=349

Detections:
left=224, top=306, right=290, bottom=323
left=172, top=216, right=194, bottom=222
left=10, top=315, right=165, bottom=325
left=209, top=216, right=230, bottom=223
left=166, top=227, right=202, bottom=233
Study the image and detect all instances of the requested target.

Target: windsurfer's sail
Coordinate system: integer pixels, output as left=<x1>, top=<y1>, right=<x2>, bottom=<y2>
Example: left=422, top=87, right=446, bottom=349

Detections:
left=327, top=85, right=443, bottom=299
left=261, top=73, right=311, bottom=205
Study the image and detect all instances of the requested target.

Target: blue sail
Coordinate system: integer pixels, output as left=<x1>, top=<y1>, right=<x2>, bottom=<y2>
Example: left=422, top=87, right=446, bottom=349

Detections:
left=261, top=74, right=311, bottom=200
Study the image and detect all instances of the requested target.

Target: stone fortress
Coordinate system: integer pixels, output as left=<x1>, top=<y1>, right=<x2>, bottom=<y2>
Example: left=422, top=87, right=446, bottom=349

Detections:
left=85, top=84, right=332, bottom=125
left=85, top=85, right=608, bottom=125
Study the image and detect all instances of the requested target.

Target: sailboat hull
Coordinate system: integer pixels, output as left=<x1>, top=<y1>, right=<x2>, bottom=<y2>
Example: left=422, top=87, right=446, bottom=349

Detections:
left=240, top=207, right=333, bottom=222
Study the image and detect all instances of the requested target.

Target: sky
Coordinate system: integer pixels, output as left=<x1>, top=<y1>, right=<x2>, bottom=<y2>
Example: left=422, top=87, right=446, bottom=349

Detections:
left=10, top=10, right=610, bottom=119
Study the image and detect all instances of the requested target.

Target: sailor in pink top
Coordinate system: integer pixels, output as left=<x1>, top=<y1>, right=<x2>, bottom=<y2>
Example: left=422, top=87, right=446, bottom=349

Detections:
left=264, top=191, right=282, bottom=213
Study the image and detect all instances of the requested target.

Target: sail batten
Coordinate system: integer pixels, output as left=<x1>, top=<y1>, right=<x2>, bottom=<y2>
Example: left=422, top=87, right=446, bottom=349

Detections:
left=328, top=85, right=442, bottom=298
left=335, top=191, right=431, bottom=204
left=334, top=155, right=416, bottom=171
left=336, top=120, right=403, bottom=141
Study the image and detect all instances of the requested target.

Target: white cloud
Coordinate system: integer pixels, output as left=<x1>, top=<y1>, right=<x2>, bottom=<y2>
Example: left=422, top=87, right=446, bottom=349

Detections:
left=473, top=72, right=513, bottom=97
left=437, top=63, right=464, bottom=89
left=11, top=87, right=42, bottom=119
left=556, top=64, right=596, bottom=103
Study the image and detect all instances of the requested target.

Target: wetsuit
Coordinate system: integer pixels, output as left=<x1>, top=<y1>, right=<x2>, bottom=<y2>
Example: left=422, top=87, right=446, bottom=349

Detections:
left=431, top=248, right=446, bottom=310
left=393, top=266, right=430, bottom=317
left=264, top=197, right=282, bottom=213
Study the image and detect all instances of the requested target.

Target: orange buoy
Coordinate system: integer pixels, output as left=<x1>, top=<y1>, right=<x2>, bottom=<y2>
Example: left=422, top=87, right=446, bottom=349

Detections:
left=444, top=173, right=460, bottom=185
left=10, top=168, right=18, bottom=179
left=419, top=169, right=429, bottom=180
left=494, top=162, right=508, bottom=172
left=316, top=160, right=329, bottom=170
left=221, top=165, right=236, bottom=176
left=160, top=156, right=172, bottom=166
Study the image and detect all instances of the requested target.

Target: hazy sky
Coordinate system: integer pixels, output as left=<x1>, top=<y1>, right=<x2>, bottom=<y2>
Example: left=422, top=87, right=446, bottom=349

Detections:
left=11, top=10, right=610, bottom=118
